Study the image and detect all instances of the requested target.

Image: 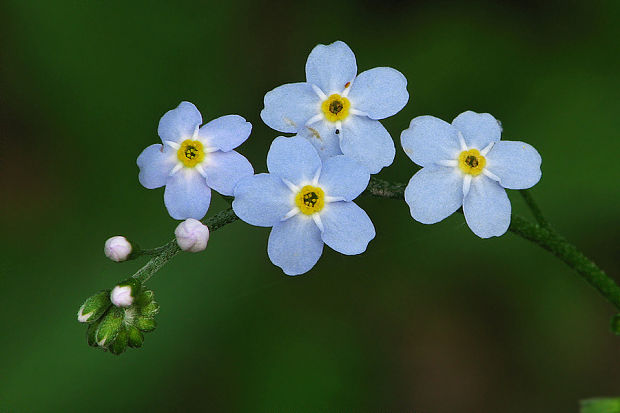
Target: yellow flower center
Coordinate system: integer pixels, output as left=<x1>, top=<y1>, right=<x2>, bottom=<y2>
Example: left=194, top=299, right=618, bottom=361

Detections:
left=321, top=94, right=350, bottom=122
left=458, top=149, right=486, bottom=176
left=295, top=185, right=325, bottom=215
left=177, top=139, right=205, bottom=167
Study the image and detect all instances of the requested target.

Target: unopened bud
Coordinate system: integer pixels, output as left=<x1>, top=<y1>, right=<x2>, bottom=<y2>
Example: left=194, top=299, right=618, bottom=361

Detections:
left=110, top=279, right=142, bottom=308
left=136, top=316, right=157, bottom=332
left=95, top=306, right=125, bottom=347
left=77, top=290, right=111, bottom=323
left=109, top=327, right=128, bottom=355
left=87, top=320, right=102, bottom=347
left=127, top=326, right=144, bottom=348
left=175, top=219, right=209, bottom=252
left=104, top=236, right=133, bottom=262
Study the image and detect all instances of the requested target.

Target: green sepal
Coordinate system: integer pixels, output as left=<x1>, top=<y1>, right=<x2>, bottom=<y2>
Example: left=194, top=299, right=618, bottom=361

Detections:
left=86, top=319, right=102, bottom=347
left=140, top=300, right=160, bottom=318
left=135, top=290, right=155, bottom=307
left=116, top=278, right=142, bottom=300
left=611, top=314, right=620, bottom=335
left=109, top=327, right=128, bottom=355
left=78, top=290, right=111, bottom=323
left=95, top=306, right=125, bottom=347
left=127, top=326, right=144, bottom=348
left=136, top=316, right=157, bottom=332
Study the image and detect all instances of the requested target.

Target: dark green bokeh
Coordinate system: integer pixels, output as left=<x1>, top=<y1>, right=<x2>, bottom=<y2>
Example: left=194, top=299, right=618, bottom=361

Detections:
left=1, top=1, right=619, bottom=411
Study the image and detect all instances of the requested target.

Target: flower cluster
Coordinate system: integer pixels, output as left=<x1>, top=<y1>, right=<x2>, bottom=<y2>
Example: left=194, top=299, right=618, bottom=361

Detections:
left=78, top=40, right=545, bottom=354
left=131, top=40, right=542, bottom=273
left=78, top=280, right=159, bottom=355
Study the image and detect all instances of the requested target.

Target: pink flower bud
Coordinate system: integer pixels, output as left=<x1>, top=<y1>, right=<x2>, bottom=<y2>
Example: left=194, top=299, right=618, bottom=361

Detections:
left=110, top=285, right=134, bottom=307
left=175, top=219, right=209, bottom=252
left=104, top=236, right=132, bottom=262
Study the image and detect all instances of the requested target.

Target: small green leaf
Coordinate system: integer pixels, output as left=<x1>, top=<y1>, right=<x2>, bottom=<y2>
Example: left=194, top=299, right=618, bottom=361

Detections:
left=135, top=290, right=154, bottom=307
left=95, top=306, right=124, bottom=347
left=77, top=290, right=111, bottom=323
left=109, top=327, right=128, bottom=355
left=581, top=398, right=620, bottom=413
left=140, top=300, right=160, bottom=318
left=136, top=317, right=156, bottom=332
left=127, top=326, right=144, bottom=348
left=86, top=320, right=102, bottom=347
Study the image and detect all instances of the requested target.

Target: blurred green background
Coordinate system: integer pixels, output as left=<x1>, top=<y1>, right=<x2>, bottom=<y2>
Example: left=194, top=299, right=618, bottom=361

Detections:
left=1, top=0, right=619, bottom=411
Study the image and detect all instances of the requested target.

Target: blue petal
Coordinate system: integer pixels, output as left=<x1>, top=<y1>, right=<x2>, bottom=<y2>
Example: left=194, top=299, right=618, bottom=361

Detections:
left=233, top=173, right=292, bottom=227
left=164, top=169, right=211, bottom=220
left=202, top=150, right=254, bottom=196
left=404, top=166, right=464, bottom=224
left=400, top=116, right=462, bottom=167
left=267, top=136, right=321, bottom=185
left=299, top=120, right=343, bottom=160
left=198, top=115, right=251, bottom=152
left=268, top=215, right=324, bottom=275
left=137, top=144, right=177, bottom=189
left=157, top=101, right=202, bottom=144
left=485, top=141, right=542, bottom=190
left=261, top=83, right=321, bottom=133
left=320, top=201, right=375, bottom=255
left=463, top=176, right=511, bottom=238
left=305, top=41, right=357, bottom=94
left=318, top=155, right=369, bottom=201
left=340, top=116, right=395, bottom=174
left=452, top=111, right=501, bottom=150
left=347, top=67, right=408, bottom=120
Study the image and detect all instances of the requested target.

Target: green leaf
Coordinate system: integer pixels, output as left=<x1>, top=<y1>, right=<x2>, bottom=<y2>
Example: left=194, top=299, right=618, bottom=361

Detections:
left=581, top=398, right=620, bottom=413
left=127, top=326, right=144, bottom=348
left=95, top=306, right=124, bottom=347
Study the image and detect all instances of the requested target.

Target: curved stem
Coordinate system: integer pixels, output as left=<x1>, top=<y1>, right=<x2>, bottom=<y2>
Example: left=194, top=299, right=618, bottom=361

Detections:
left=131, top=208, right=238, bottom=283
left=125, top=178, right=619, bottom=313
left=365, top=177, right=620, bottom=311
left=519, top=189, right=549, bottom=228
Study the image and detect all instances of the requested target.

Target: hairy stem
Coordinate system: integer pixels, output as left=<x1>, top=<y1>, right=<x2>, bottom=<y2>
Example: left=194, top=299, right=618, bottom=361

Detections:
left=131, top=208, right=238, bottom=283
left=126, top=177, right=618, bottom=313
left=365, top=177, right=620, bottom=311
left=519, top=189, right=549, bottom=228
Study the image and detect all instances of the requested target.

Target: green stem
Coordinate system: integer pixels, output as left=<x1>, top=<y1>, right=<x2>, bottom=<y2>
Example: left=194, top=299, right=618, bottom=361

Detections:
left=126, top=177, right=618, bottom=313
left=131, top=208, right=238, bottom=283
left=365, top=177, right=620, bottom=311
left=519, top=189, right=549, bottom=228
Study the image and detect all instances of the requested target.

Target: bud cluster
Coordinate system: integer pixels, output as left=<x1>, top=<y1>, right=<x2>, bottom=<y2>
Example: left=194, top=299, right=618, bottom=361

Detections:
left=78, top=280, right=160, bottom=355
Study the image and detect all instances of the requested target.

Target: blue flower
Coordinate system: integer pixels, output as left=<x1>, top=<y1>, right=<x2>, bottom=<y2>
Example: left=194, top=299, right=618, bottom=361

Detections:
left=401, top=111, right=542, bottom=238
left=260, top=41, right=409, bottom=174
left=137, top=101, right=254, bottom=220
left=232, top=136, right=375, bottom=275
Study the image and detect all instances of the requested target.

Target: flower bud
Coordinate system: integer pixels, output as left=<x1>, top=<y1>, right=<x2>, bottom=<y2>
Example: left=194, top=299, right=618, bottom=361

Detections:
left=104, top=236, right=133, bottom=262
left=86, top=320, right=102, bottom=347
left=127, top=326, right=144, bottom=348
left=136, top=316, right=157, bottom=332
left=110, top=279, right=142, bottom=308
left=175, top=218, right=209, bottom=252
left=109, top=327, right=128, bottom=355
left=95, top=306, right=125, bottom=347
left=77, top=290, right=111, bottom=323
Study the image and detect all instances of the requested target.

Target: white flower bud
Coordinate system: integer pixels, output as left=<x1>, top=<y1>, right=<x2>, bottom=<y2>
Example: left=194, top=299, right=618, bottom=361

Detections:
left=104, top=236, right=132, bottom=262
left=175, top=218, right=209, bottom=253
left=110, top=285, right=134, bottom=307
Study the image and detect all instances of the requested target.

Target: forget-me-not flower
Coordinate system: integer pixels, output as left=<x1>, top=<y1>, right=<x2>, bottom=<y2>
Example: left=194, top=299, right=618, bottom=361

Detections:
left=401, top=111, right=542, bottom=238
left=260, top=41, right=409, bottom=174
left=232, top=136, right=375, bottom=275
left=138, top=101, right=254, bottom=220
